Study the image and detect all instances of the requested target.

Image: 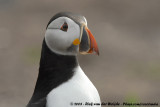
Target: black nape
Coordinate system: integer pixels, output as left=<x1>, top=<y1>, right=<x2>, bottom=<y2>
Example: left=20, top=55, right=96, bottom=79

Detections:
left=27, top=39, right=78, bottom=107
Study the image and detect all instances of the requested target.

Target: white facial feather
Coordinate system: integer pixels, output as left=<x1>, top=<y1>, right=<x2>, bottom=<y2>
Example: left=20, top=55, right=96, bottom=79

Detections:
left=45, top=17, right=80, bottom=55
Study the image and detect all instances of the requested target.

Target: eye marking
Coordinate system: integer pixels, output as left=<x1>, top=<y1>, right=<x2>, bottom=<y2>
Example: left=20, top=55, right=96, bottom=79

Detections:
left=60, top=22, right=68, bottom=32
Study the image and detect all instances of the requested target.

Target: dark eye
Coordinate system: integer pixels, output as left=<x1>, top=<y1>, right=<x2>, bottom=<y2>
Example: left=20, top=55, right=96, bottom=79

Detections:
left=60, top=22, right=68, bottom=32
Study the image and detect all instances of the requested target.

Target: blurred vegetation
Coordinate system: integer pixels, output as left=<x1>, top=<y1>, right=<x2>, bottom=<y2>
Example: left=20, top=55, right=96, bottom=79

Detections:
left=124, top=94, right=140, bottom=107
left=127, top=61, right=160, bottom=80
left=24, top=46, right=41, bottom=65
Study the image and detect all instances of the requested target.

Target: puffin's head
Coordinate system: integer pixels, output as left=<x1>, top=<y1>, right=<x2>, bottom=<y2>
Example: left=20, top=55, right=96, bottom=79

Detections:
left=45, top=12, right=99, bottom=56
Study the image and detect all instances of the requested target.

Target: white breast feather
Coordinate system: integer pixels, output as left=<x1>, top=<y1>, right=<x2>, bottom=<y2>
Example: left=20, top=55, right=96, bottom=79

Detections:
left=46, top=66, right=101, bottom=107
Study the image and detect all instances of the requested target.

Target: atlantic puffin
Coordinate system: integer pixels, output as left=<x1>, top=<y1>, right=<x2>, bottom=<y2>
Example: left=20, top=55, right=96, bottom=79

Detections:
left=27, top=12, right=101, bottom=107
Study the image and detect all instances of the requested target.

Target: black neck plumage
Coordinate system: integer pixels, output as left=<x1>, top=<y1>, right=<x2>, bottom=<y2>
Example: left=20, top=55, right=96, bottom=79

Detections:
left=28, top=39, right=78, bottom=106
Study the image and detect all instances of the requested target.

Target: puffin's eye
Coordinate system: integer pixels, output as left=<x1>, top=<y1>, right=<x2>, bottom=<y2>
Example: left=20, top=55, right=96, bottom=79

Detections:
left=60, top=22, right=68, bottom=32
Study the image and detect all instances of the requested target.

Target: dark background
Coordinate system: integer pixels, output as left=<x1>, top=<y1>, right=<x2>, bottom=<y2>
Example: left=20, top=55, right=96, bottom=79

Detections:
left=0, top=0, right=160, bottom=106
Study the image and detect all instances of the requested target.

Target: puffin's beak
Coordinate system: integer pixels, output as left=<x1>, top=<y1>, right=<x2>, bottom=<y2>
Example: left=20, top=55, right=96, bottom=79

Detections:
left=79, top=25, right=99, bottom=55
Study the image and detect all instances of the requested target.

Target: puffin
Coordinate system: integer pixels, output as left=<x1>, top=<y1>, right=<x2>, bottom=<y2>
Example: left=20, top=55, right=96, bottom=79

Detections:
left=27, top=12, right=101, bottom=107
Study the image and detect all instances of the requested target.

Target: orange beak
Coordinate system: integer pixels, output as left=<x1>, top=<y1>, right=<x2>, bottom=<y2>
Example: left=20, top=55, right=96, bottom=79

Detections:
left=79, top=25, right=99, bottom=55
left=85, top=27, right=99, bottom=55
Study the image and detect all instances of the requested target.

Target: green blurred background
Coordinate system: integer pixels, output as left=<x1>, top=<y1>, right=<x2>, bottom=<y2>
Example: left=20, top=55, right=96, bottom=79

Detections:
left=0, top=0, right=160, bottom=107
